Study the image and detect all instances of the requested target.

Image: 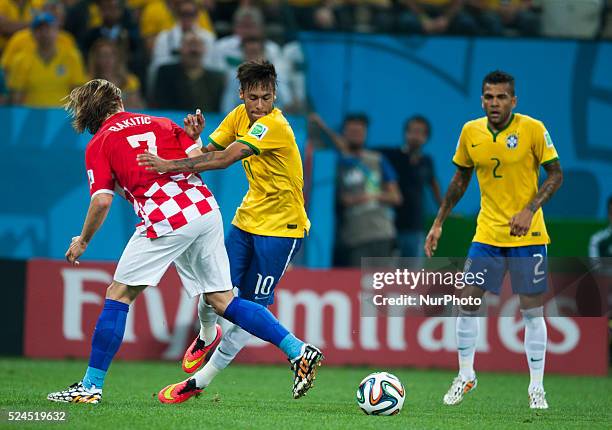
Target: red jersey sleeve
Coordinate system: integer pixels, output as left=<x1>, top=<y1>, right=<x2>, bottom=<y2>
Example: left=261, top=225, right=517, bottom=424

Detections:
left=170, top=121, right=200, bottom=155
left=85, top=138, right=115, bottom=197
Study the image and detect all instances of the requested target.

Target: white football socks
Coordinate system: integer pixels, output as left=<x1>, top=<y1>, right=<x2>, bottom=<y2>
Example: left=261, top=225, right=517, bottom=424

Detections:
left=194, top=323, right=251, bottom=389
left=522, top=306, right=547, bottom=392
left=194, top=361, right=221, bottom=389
left=198, top=295, right=218, bottom=346
left=210, top=323, right=251, bottom=370
left=456, top=312, right=479, bottom=382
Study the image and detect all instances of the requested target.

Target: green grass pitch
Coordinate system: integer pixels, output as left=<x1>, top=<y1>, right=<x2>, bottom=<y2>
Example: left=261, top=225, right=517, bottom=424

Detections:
left=0, top=358, right=610, bottom=429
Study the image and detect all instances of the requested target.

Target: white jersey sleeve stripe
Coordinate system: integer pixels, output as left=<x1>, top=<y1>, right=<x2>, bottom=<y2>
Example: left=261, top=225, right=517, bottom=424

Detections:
left=91, top=189, right=115, bottom=198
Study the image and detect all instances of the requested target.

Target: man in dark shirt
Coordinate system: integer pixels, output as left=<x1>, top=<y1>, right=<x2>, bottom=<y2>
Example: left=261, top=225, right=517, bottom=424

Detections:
left=382, top=115, right=442, bottom=258
left=311, top=113, right=402, bottom=267
left=153, top=31, right=225, bottom=111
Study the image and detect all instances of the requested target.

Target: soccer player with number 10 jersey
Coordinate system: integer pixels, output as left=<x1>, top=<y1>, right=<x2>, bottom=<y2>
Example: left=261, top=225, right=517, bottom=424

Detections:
left=138, top=60, right=321, bottom=402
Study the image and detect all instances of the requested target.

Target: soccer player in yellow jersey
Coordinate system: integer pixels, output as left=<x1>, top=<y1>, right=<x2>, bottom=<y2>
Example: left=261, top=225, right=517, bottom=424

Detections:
left=138, top=60, right=321, bottom=400
left=424, top=71, right=563, bottom=410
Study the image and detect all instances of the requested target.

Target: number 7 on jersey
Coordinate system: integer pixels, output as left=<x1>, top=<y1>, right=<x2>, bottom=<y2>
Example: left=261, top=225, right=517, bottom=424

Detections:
left=127, top=132, right=157, bottom=155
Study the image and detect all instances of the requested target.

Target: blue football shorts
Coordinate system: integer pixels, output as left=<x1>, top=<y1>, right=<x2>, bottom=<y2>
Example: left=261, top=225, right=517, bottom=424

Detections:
left=463, top=242, right=548, bottom=295
left=225, top=225, right=303, bottom=306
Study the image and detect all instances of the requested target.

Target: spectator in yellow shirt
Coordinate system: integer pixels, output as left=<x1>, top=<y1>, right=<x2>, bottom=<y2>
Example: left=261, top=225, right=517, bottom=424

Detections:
left=1, top=0, right=77, bottom=77
left=140, top=0, right=214, bottom=51
left=88, top=38, right=144, bottom=108
left=7, top=12, right=87, bottom=106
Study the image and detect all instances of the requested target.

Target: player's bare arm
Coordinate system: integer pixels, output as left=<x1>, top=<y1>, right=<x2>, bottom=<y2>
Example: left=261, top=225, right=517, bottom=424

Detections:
left=510, top=160, right=563, bottom=237
left=137, top=141, right=254, bottom=173
left=66, top=193, right=113, bottom=265
left=425, top=166, right=473, bottom=257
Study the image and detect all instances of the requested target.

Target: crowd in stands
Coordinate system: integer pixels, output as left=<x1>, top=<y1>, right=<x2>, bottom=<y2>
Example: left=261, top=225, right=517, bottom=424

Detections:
left=0, top=0, right=610, bottom=263
left=0, top=0, right=610, bottom=109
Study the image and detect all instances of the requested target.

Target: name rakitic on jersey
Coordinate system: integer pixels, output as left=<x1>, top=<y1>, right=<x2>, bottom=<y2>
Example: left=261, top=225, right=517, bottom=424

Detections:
left=108, top=116, right=152, bottom=132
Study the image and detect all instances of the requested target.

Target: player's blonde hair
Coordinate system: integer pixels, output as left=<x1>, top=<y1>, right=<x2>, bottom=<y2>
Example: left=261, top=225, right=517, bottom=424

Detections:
left=64, top=79, right=123, bottom=134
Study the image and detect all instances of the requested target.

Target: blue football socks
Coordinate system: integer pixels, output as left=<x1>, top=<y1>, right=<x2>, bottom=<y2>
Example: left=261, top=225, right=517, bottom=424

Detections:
left=223, top=297, right=305, bottom=360
left=279, top=333, right=305, bottom=361
left=82, top=299, right=129, bottom=390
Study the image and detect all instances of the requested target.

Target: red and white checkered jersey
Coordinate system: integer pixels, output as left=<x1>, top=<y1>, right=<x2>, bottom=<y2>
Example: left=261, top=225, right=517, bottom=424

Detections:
left=85, top=111, right=218, bottom=238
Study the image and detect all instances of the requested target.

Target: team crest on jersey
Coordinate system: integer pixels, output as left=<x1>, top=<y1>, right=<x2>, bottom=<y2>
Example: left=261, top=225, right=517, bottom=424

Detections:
left=248, top=123, right=268, bottom=140
left=506, top=134, right=518, bottom=149
left=56, top=64, right=66, bottom=76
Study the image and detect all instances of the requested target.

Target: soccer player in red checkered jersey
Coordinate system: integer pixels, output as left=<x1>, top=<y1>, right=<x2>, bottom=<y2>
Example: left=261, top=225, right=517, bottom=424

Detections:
left=47, top=79, right=321, bottom=404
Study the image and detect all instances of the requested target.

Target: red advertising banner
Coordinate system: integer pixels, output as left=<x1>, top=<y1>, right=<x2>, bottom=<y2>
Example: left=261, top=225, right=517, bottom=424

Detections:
left=24, top=259, right=608, bottom=375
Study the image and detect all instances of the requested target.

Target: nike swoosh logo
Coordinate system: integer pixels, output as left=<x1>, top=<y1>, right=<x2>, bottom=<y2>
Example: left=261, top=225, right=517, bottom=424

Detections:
left=533, top=277, right=545, bottom=283
left=457, top=346, right=471, bottom=351
left=163, top=384, right=177, bottom=400
left=530, top=357, right=543, bottom=362
left=237, top=134, right=244, bottom=137
left=471, top=144, right=482, bottom=148
left=184, top=356, right=204, bottom=369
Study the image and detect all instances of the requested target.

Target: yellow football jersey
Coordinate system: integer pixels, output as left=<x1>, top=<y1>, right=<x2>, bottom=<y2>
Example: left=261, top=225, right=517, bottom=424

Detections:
left=452, top=113, right=559, bottom=247
left=208, top=104, right=310, bottom=238
left=1, top=28, right=78, bottom=72
left=7, top=47, right=87, bottom=107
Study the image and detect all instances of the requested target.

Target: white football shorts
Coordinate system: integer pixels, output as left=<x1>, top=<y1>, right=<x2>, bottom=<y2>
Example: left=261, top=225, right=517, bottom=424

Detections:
left=114, top=209, right=232, bottom=297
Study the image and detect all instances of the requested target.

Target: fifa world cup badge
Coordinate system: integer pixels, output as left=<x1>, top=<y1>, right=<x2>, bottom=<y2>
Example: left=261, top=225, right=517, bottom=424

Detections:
left=248, top=123, right=269, bottom=140
left=506, top=134, right=519, bottom=149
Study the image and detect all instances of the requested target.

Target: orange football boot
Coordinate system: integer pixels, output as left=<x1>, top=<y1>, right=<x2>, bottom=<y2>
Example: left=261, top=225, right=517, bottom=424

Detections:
left=158, top=378, right=202, bottom=404
left=182, top=324, right=222, bottom=373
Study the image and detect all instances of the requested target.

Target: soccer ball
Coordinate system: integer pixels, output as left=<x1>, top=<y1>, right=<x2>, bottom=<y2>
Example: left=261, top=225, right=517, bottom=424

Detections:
left=356, top=372, right=405, bottom=415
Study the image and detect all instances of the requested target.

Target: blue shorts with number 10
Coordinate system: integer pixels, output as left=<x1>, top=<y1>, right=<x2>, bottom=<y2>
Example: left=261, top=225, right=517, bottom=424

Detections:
left=226, top=225, right=303, bottom=306
left=465, top=242, right=548, bottom=295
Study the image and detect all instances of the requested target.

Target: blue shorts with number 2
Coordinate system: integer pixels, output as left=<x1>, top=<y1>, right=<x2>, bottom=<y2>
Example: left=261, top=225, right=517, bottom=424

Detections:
left=465, top=242, right=548, bottom=295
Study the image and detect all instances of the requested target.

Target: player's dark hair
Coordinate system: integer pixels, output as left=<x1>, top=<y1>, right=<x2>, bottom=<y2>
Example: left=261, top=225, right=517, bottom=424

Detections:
left=482, top=70, right=515, bottom=95
left=404, top=115, right=431, bottom=138
left=64, top=79, right=122, bottom=134
left=343, top=113, right=369, bottom=128
left=237, top=60, right=277, bottom=93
